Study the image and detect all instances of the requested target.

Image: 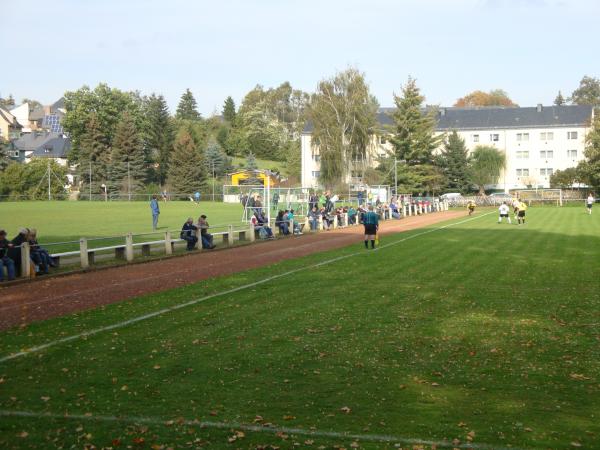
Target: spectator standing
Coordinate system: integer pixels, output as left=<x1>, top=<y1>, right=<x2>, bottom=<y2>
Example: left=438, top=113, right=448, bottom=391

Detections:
left=357, top=189, right=364, bottom=206
left=0, top=230, right=16, bottom=282
left=363, top=205, right=379, bottom=249
left=150, top=195, right=160, bottom=230
left=272, top=192, right=279, bottom=210
left=198, top=215, right=216, bottom=249
left=180, top=218, right=198, bottom=250
left=194, top=191, right=201, bottom=203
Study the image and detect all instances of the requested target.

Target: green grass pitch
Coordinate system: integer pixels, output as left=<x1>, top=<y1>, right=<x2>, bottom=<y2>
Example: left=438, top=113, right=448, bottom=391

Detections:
left=0, top=206, right=598, bottom=449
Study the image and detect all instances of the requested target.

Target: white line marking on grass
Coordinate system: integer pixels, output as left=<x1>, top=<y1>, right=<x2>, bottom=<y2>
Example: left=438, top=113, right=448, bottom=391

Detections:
left=0, top=409, right=522, bottom=450
left=0, top=212, right=493, bottom=364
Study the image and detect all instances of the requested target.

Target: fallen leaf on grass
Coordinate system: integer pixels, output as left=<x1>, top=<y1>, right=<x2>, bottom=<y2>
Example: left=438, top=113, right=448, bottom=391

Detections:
left=17, top=431, right=28, bottom=438
left=41, top=396, right=50, bottom=402
left=153, top=365, right=161, bottom=370
left=283, top=415, right=296, bottom=420
left=570, top=373, right=590, bottom=381
left=340, top=406, right=351, bottom=414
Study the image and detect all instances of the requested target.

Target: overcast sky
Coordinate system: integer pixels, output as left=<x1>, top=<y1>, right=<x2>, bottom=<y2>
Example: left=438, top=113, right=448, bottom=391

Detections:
left=1, top=0, right=598, bottom=115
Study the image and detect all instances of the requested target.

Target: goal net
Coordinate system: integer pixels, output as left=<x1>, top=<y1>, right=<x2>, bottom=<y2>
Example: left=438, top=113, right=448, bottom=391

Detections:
left=514, top=189, right=563, bottom=206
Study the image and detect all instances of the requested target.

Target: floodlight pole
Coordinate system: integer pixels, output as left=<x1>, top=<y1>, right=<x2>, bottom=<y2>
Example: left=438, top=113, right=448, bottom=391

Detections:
left=89, top=161, right=92, bottom=201
left=394, top=158, right=398, bottom=197
left=47, top=160, right=51, bottom=200
left=266, top=174, right=271, bottom=225
left=127, top=161, right=131, bottom=201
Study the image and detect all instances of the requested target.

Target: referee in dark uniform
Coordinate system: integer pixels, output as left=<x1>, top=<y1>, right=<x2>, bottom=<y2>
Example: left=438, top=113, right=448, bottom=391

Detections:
left=363, top=205, right=379, bottom=249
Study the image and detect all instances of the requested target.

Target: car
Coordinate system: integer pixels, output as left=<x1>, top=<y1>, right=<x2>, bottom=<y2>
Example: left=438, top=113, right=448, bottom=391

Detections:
left=489, top=192, right=512, bottom=199
left=440, top=193, right=464, bottom=201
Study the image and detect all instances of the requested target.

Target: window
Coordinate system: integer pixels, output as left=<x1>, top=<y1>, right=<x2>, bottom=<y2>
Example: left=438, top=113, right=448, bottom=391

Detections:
left=379, top=136, right=387, bottom=145
left=516, top=150, right=529, bottom=159
left=490, top=133, right=499, bottom=142
left=311, top=171, right=320, bottom=178
left=539, top=150, right=554, bottom=159
left=516, top=169, right=530, bottom=177
left=540, top=132, right=554, bottom=141
left=9, top=150, right=20, bottom=157
left=516, top=133, right=530, bottom=141
left=567, top=149, right=578, bottom=159
left=539, top=168, right=554, bottom=176
left=567, top=131, right=578, bottom=140
left=472, top=134, right=479, bottom=142
left=312, top=154, right=320, bottom=162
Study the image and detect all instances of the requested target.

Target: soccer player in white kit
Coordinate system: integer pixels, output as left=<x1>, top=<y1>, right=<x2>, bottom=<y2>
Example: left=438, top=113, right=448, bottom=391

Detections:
left=498, top=202, right=511, bottom=224
left=587, top=193, right=594, bottom=215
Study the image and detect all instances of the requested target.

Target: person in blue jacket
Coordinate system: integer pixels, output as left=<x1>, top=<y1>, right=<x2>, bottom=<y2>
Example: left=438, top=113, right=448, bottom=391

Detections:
left=150, top=195, right=160, bottom=230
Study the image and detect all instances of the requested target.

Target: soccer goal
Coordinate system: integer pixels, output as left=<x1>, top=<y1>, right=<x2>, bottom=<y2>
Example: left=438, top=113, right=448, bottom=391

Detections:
left=514, top=189, right=563, bottom=206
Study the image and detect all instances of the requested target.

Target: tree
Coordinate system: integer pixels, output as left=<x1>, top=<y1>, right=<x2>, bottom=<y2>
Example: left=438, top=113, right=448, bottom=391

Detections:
left=21, top=98, right=43, bottom=109
left=204, top=142, right=231, bottom=177
left=245, top=151, right=258, bottom=170
left=176, top=88, right=201, bottom=120
left=554, top=91, right=566, bottom=106
left=222, top=96, right=236, bottom=123
left=63, top=84, right=144, bottom=164
left=167, top=130, right=205, bottom=197
left=570, top=76, right=600, bottom=106
left=437, top=131, right=471, bottom=193
left=454, top=89, right=517, bottom=107
left=110, top=112, right=148, bottom=196
left=0, top=94, right=15, bottom=108
left=77, top=113, right=110, bottom=198
left=0, top=140, right=10, bottom=172
left=144, top=94, right=173, bottom=184
left=284, top=140, right=301, bottom=182
left=309, top=67, right=377, bottom=188
left=550, top=167, right=580, bottom=189
left=0, top=159, right=67, bottom=200
left=469, top=145, right=506, bottom=194
left=390, top=77, right=442, bottom=165
left=577, top=113, right=600, bottom=189
left=240, top=106, right=288, bottom=160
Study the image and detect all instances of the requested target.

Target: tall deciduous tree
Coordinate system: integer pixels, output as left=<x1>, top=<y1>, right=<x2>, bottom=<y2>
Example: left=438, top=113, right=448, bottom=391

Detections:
left=469, top=145, right=506, bottom=194
left=176, top=88, right=201, bottom=120
left=222, top=96, right=236, bottom=123
left=454, top=89, right=517, bottom=107
left=554, top=91, right=566, bottom=106
left=77, top=113, right=110, bottom=197
left=110, top=112, right=147, bottom=195
left=309, top=67, right=377, bottom=188
left=144, top=94, right=173, bottom=184
left=437, top=131, right=471, bottom=193
left=577, top=113, right=600, bottom=189
left=167, top=130, right=205, bottom=197
left=63, top=83, right=143, bottom=164
left=570, top=76, right=600, bottom=107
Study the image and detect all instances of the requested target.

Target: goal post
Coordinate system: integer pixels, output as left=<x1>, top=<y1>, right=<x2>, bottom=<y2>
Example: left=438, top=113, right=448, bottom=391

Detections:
left=514, top=188, right=563, bottom=206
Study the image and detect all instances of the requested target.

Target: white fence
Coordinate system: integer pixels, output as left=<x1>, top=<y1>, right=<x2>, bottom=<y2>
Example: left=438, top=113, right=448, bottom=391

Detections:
left=8, top=200, right=449, bottom=281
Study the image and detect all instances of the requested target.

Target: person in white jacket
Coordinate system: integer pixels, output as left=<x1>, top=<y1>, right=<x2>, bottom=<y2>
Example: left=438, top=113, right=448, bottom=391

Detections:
left=586, top=193, right=594, bottom=215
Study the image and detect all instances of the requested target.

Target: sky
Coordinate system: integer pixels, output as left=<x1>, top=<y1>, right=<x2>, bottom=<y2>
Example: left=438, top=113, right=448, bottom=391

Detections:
left=1, top=0, right=598, bottom=115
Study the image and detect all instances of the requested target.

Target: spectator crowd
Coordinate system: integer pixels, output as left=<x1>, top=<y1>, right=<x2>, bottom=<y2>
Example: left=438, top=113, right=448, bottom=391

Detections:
left=1, top=228, right=56, bottom=282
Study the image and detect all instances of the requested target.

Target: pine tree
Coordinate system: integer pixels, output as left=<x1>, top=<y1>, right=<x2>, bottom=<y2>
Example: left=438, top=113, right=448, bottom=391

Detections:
left=437, top=131, right=471, bottom=193
left=204, top=142, right=230, bottom=177
left=145, top=94, right=174, bottom=184
left=110, top=112, right=147, bottom=196
left=245, top=152, right=258, bottom=170
left=167, top=130, right=205, bottom=197
left=78, top=114, right=110, bottom=198
left=176, top=88, right=201, bottom=120
left=391, top=77, right=442, bottom=165
left=0, top=140, right=10, bottom=172
left=222, top=96, right=236, bottom=123
left=554, top=91, right=566, bottom=106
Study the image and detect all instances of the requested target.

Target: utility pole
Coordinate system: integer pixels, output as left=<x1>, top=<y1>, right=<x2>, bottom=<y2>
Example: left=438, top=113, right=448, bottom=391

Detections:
left=89, top=161, right=92, bottom=201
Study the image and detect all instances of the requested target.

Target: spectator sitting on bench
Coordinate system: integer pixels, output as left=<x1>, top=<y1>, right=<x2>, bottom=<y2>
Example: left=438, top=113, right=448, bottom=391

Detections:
left=0, top=229, right=16, bottom=282
left=275, top=210, right=290, bottom=235
left=180, top=218, right=198, bottom=250
left=28, top=229, right=55, bottom=275
left=9, top=228, right=29, bottom=274
left=251, top=213, right=275, bottom=239
left=307, top=207, right=319, bottom=231
left=197, top=215, right=216, bottom=249
left=286, top=209, right=303, bottom=235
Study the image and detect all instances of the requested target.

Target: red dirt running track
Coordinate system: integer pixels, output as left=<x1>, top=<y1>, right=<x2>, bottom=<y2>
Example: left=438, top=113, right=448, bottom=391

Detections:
left=0, top=211, right=463, bottom=331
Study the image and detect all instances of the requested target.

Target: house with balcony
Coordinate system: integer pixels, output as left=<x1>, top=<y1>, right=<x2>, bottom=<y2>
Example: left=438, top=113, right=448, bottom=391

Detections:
left=301, top=104, right=594, bottom=191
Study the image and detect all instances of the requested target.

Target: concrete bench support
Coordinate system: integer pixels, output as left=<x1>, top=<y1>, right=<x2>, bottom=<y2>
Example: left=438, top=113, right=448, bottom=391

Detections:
left=20, top=242, right=31, bottom=279
left=80, top=238, right=89, bottom=269
left=164, top=231, right=172, bottom=255
left=125, top=233, right=134, bottom=262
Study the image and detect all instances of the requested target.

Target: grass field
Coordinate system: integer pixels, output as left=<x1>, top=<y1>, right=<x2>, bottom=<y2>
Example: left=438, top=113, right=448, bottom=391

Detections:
left=0, top=201, right=246, bottom=252
left=1, top=207, right=599, bottom=449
